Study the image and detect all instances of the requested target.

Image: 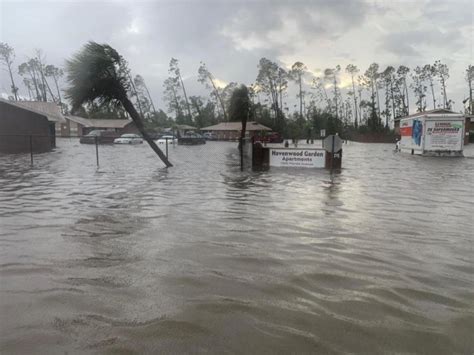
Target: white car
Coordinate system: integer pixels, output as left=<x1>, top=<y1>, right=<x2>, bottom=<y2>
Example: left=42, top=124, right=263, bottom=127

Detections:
left=156, top=135, right=178, bottom=145
left=113, top=134, right=143, bottom=144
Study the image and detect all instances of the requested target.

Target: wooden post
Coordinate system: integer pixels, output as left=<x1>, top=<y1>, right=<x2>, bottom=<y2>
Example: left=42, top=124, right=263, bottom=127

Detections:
left=95, top=136, right=99, bottom=167
left=330, top=135, right=335, bottom=172
left=30, top=135, right=33, bottom=166
left=166, top=138, right=169, bottom=159
left=240, top=137, right=244, bottom=171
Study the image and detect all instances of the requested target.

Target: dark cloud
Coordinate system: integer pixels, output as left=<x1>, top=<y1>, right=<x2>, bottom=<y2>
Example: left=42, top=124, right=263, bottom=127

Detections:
left=0, top=0, right=471, bottom=111
left=380, top=27, right=464, bottom=59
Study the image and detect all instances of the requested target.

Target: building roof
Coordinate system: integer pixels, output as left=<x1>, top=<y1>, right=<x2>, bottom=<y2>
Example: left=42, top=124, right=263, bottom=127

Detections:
left=201, top=121, right=272, bottom=131
left=64, top=115, right=134, bottom=128
left=394, top=109, right=459, bottom=122
left=0, top=98, right=66, bottom=123
left=176, top=124, right=196, bottom=130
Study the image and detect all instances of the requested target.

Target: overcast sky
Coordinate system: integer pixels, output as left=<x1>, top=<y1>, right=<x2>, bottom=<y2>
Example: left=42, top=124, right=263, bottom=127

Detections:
left=1, top=0, right=472, bottom=114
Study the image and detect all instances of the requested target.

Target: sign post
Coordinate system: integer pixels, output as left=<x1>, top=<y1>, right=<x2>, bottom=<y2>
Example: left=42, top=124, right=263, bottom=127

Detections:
left=323, top=135, right=343, bottom=171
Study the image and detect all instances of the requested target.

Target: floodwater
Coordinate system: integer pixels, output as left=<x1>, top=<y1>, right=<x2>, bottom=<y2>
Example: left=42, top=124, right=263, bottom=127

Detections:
left=0, top=139, right=473, bottom=354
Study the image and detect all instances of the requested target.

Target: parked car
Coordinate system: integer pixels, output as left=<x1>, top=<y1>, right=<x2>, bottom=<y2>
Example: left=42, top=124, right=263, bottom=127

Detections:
left=113, top=133, right=143, bottom=144
left=178, top=132, right=206, bottom=145
left=156, top=135, right=178, bottom=145
left=202, top=132, right=217, bottom=140
left=79, top=130, right=119, bottom=144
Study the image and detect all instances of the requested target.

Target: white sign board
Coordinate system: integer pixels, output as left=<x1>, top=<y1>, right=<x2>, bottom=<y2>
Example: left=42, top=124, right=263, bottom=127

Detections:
left=323, top=135, right=343, bottom=153
left=320, top=129, right=326, bottom=137
left=424, top=120, right=464, bottom=151
left=270, top=149, right=326, bottom=168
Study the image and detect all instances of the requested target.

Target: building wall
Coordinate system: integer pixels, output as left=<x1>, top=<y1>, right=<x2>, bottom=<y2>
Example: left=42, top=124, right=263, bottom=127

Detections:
left=207, top=130, right=259, bottom=141
left=121, top=123, right=139, bottom=135
left=0, top=101, right=53, bottom=153
left=60, top=119, right=85, bottom=137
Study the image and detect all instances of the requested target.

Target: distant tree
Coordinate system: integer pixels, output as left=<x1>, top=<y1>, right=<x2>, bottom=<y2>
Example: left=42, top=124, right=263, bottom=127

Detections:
left=23, top=77, right=33, bottom=100
left=422, top=64, right=437, bottom=109
left=411, top=66, right=427, bottom=112
left=65, top=41, right=172, bottom=167
left=434, top=60, right=450, bottom=109
left=169, top=58, right=192, bottom=121
left=122, top=65, right=145, bottom=119
left=324, top=65, right=342, bottom=120
left=363, top=63, right=382, bottom=130
left=345, top=64, right=359, bottom=127
left=44, top=64, right=64, bottom=107
left=18, top=59, right=42, bottom=101
left=311, top=76, right=331, bottom=112
left=189, top=95, right=216, bottom=128
left=86, top=101, right=128, bottom=119
left=0, top=42, right=19, bottom=100
left=381, top=66, right=396, bottom=127
left=163, top=76, right=183, bottom=119
left=396, top=65, right=410, bottom=114
left=466, top=65, right=474, bottom=114
left=289, top=62, right=307, bottom=120
left=134, top=74, right=156, bottom=114
left=277, top=67, right=289, bottom=116
left=256, top=58, right=286, bottom=123
left=34, top=49, right=56, bottom=102
left=198, top=62, right=227, bottom=121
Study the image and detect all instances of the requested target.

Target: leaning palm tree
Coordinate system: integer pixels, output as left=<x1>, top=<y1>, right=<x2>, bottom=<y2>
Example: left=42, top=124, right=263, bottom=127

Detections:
left=65, top=42, right=172, bottom=167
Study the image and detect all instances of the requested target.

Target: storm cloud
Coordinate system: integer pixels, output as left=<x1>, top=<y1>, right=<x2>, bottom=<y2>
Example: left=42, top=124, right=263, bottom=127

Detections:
left=0, top=0, right=472, bottom=112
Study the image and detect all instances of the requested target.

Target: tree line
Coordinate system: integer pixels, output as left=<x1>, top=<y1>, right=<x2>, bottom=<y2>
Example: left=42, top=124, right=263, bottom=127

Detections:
left=1, top=42, right=473, bottom=137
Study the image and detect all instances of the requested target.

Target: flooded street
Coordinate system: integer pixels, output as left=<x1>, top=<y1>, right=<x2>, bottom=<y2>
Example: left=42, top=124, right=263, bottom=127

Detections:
left=1, top=140, right=473, bottom=354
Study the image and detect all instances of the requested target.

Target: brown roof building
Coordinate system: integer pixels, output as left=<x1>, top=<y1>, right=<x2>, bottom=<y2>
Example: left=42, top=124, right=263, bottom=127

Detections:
left=201, top=121, right=272, bottom=140
left=61, top=116, right=138, bottom=137
left=0, top=99, right=64, bottom=153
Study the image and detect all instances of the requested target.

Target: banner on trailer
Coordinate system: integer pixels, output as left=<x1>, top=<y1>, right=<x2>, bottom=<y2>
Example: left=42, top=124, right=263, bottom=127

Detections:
left=425, top=120, right=463, bottom=151
left=269, top=149, right=326, bottom=168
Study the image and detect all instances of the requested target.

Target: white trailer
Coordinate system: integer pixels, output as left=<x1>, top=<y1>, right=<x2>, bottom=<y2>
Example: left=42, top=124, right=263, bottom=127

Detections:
left=399, top=113, right=465, bottom=156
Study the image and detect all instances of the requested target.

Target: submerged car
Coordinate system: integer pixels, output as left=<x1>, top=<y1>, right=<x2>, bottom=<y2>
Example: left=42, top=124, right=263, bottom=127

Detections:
left=178, top=132, right=206, bottom=145
left=79, top=130, right=119, bottom=144
left=156, top=135, right=178, bottom=145
left=113, top=133, right=143, bottom=144
left=202, top=132, right=217, bottom=140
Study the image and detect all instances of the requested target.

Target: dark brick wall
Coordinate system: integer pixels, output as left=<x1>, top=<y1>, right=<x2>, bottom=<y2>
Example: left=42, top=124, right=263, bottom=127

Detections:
left=0, top=101, right=53, bottom=153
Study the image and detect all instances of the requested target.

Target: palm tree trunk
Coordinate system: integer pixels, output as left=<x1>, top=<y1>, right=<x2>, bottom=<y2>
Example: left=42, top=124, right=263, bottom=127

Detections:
left=7, top=62, right=18, bottom=100
left=208, top=74, right=227, bottom=121
left=299, top=75, right=303, bottom=119
left=179, top=74, right=193, bottom=121
left=128, top=74, right=145, bottom=119
left=143, top=82, right=156, bottom=113
left=53, top=75, right=62, bottom=107
left=351, top=75, right=358, bottom=127
left=404, top=80, right=409, bottom=114
left=121, top=96, right=173, bottom=167
left=429, top=79, right=436, bottom=109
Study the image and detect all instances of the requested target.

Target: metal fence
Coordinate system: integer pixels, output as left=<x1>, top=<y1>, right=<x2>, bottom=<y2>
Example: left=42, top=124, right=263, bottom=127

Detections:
left=0, top=134, right=177, bottom=167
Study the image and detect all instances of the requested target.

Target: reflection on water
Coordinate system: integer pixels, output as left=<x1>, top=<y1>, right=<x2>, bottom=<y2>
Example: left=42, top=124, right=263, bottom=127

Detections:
left=1, top=140, right=473, bottom=354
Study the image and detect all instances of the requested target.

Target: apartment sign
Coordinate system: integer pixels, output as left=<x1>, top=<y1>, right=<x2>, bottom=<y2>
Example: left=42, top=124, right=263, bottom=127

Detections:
left=269, top=149, right=326, bottom=168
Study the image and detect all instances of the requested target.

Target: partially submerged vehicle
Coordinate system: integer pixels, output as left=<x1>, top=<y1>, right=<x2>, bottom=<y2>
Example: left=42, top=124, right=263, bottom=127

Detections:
left=156, top=135, right=178, bottom=145
left=399, top=112, right=465, bottom=156
left=178, top=132, right=206, bottom=145
left=80, top=130, right=119, bottom=144
left=113, top=133, right=143, bottom=144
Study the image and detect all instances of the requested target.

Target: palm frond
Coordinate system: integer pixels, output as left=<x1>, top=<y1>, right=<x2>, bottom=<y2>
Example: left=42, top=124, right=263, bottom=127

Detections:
left=65, top=42, right=130, bottom=112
